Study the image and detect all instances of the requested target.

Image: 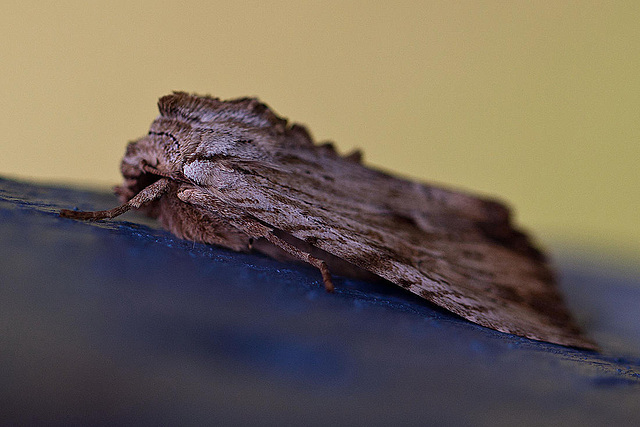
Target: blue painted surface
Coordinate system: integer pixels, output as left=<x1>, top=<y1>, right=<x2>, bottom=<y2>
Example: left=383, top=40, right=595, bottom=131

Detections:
left=1, top=176, right=639, bottom=425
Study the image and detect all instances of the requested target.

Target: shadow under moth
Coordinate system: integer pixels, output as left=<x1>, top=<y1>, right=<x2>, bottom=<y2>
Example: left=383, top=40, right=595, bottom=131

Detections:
left=60, top=92, right=596, bottom=350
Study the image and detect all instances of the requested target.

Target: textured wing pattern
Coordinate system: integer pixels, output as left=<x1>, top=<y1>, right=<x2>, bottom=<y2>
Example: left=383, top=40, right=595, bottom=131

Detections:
left=108, top=92, right=595, bottom=349
left=204, top=145, right=592, bottom=348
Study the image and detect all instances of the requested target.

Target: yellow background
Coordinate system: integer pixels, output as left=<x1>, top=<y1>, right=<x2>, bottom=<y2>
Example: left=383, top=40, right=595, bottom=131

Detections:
left=1, top=1, right=638, bottom=267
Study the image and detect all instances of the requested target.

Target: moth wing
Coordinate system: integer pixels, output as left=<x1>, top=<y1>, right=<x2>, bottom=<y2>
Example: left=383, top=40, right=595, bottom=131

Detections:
left=200, top=147, right=594, bottom=349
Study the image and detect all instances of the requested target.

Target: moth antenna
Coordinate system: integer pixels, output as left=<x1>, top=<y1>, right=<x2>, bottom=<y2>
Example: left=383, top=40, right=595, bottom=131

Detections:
left=60, top=204, right=130, bottom=220
left=60, top=178, right=170, bottom=221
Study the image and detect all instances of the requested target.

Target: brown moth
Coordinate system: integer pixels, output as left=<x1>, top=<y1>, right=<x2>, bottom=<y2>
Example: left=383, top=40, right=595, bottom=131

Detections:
left=60, top=92, right=596, bottom=350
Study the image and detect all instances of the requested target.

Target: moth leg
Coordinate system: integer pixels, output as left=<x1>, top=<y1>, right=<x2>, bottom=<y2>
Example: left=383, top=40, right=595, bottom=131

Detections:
left=261, top=232, right=334, bottom=293
left=60, top=178, right=169, bottom=220
left=142, top=163, right=188, bottom=183
left=176, top=187, right=334, bottom=292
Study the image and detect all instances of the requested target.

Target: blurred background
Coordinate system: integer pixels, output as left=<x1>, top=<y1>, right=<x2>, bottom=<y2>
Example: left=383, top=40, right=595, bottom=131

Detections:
left=1, top=1, right=638, bottom=269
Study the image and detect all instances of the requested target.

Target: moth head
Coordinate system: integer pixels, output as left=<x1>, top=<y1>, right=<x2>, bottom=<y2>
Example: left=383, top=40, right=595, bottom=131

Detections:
left=117, top=92, right=317, bottom=196
left=116, top=120, right=188, bottom=201
left=156, top=92, right=315, bottom=157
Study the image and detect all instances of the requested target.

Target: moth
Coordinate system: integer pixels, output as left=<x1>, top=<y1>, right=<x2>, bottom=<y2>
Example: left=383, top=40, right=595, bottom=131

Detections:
left=61, top=92, right=596, bottom=350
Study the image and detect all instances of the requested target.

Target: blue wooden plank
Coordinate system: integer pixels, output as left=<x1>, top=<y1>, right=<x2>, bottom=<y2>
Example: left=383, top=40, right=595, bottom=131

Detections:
left=1, top=176, right=639, bottom=425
